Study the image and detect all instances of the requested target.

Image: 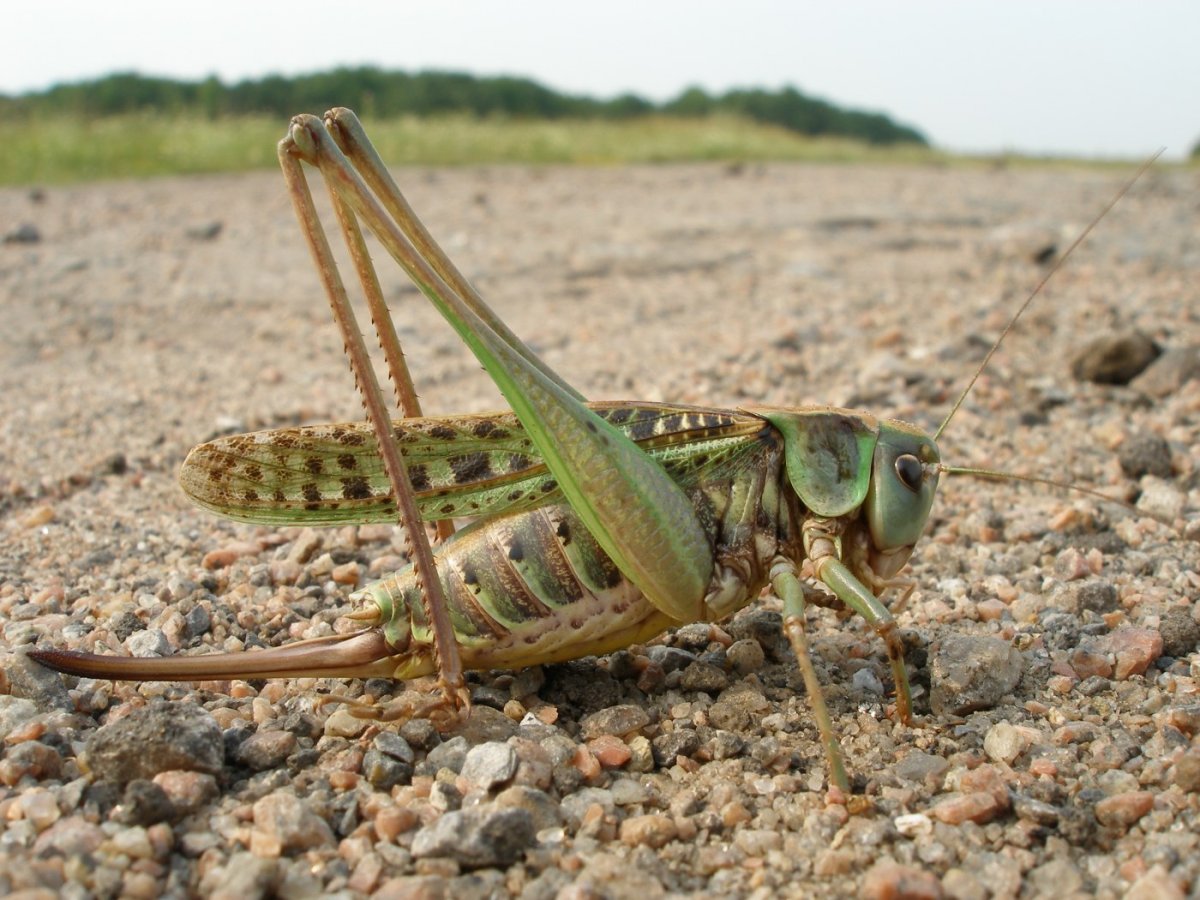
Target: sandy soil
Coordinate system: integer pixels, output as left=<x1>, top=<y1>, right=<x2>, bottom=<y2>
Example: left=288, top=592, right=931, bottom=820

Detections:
left=1, top=157, right=1199, bottom=897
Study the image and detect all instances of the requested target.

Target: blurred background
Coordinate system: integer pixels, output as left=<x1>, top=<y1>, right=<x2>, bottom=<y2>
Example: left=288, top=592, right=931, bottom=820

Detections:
left=2, top=0, right=1198, bottom=185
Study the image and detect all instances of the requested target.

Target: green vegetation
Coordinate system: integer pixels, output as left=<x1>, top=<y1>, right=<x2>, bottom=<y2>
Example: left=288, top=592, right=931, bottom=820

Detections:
left=0, top=68, right=941, bottom=185
left=2, top=113, right=944, bottom=186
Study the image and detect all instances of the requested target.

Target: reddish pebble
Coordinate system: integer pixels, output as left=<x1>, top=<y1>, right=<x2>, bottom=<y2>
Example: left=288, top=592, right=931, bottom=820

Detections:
left=1069, top=647, right=1113, bottom=679
left=587, top=735, right=632, bottom=768
left=332, top=562, right=361, bottom=586
left=1107, top=627, right=1163, bottom=680
left=1028, top=757, right=1058, bottom=778
left=960, top=764, right=1011, bottom=808
left=861, top=861, right=944, bottom=900
left=930, top=791, right=1005, bottom=825
left=153, top=771, right=219, bottom=814
left=619, top=814, right=677, bottom=849
left=202, top=541, right=259, bottom=569
left=1094, top=791, right=1154, bottom=829
left=374, top=806, right=419, bottom=842
left=976, top=599, right=1007, bottom=622
left=571, top=745, right=601, bottom=782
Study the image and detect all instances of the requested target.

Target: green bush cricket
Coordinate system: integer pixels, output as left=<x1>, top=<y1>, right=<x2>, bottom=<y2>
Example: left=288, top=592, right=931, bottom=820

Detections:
left=30, top=110, right=1161, bottom=792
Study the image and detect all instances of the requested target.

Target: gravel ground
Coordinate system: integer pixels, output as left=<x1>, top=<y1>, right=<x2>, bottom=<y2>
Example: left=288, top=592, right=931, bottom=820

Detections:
left=1, top=157, right=1199, bottom=899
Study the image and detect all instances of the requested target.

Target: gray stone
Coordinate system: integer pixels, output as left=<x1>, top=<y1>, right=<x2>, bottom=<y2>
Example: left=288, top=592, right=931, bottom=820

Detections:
left=1118, top=433, right=1173, bottom=479
left=460, top=741, right=518, bottom=791
left=929, top=634, right=1023, bottom=716
left=84, top=703, right=224, bottom=784
left=579, top=704, right=651, bottom=740
left=411, top=806, right=534, bottom=868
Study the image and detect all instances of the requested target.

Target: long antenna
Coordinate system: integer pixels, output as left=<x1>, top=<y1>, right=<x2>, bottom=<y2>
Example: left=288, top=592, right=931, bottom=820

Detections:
left=934, top=150, right=1164, bottom=442
left=937, top=464, right=1175, bottom=527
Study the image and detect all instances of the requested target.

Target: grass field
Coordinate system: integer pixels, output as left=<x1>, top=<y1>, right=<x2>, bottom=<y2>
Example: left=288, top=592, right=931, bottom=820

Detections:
left=2, top=113, right=951, bottom=186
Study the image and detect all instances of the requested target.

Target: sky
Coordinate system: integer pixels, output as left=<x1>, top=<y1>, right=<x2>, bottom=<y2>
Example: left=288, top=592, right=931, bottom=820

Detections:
left=5, top=1, right=1198, bottom=159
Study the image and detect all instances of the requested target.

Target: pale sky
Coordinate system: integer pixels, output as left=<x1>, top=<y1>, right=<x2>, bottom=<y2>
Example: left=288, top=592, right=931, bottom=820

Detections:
left=6, top=1, right=1198, bottom=159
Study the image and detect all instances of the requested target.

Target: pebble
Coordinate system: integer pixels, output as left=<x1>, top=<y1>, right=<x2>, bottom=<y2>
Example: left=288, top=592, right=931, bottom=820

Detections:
left=1125, top=866, right=1186, bottom=900
left=1069, top=331, right=1159, bottom=385
left=861, top=860, right=944, bottom=900
left=929, top=634, right=1023, bottom=716
left=982, top=722, right=1026, bottom=764
left=1118, top=432, right=1173, bottom=479
left=1131, top=345, right=1200, bottom=397
left=233, top=730, right=297, bottom=771
left=201, top=541, right=260, bottom=569
left=460, top=741, right=517, bottom=791
left=726, top=638, right=765, bottom=675
left=895, top=751, right=950, bottom=786
left=1107, top=627, right=1163, bottom=679
left=679, top=660, right=730, bottom=694
left=618, top=813, right=677, bottom=849
left=493, top=785, right=563, bottom=832
left=374, top=805, right=419, bottom=842
left=1173, top=752, right=1200, bottom=793
left=579, top=704, right=650, bottom=740
left=0, top=697, right=40, bottom=740
left=84, top=704, right=224, bottom=784
left=323, top=708, right=371, bottom=738
left=152, top=771, right=219, bottom=814
left=410, top=806, right=534, bottom=868
left=587, top=734, right=632, bottom=768
left=1093, top=791, right=1154, bottom=830
left=929, top=792, right=1006, bottom=826
left=251, top=790, right=335, bottom=854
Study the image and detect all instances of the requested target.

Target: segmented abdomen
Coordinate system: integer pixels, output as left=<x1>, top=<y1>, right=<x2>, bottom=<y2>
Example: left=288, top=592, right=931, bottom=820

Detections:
left=355, top=423, right=792, bottom=680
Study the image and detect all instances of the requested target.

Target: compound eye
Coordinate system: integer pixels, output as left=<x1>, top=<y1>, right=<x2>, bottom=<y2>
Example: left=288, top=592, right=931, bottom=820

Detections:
left=895, top=454, right=923, bottom=492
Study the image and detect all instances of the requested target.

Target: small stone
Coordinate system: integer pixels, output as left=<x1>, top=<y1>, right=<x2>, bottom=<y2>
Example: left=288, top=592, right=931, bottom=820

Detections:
left=579, top=704, right=651, bottom=740
left=411, top=806, right=534, bottom=868
left=153, top=770, right=219, bottom=814
left=1118, top=433, right=1174, bottom=479
left=268, top=559, right=302, bottom=585
left=493, top=785, right=562, bottom=832
left=460, top=741, right=518, bottom=791
left=1013, top=795, right=1060, bottom=826
left=4, top=223, right=41, bottom=244
left=651, top=729, right=701, bottom=766
left=84, top=704, right=224, bottom=784
left=1069, top=646, right=1113, bottom=679
left=331, top=561, right=360, bottom=585
left=202, top=541, right=260, bottom=569
left=23, top=504, right=55, bottom=528
left=983, top=722, right=1026, bottom=764
left=1026, top=858, right=1082, bottom=897
left=323, top=708, right=371, bottom=738
left=363, top=750, right=414, bottom=789
left=1071, top=581, right=1119, bottom=614
left=929, top=635, right=1023, bottom=716
left=234, top=730, right=297, bottom=771
left=894, top=813, right=933, bottom=837
left=627, top=735, right=654, bottom=773
left=861, top=860, right=944, bottom=900
left=19, top=786, right=61, bottom=830
left=252, top=790, right=335, bottom=853
left=726, top=639, right=765, bottom=675
left=610, top=777, right=650, bottom=806
left=0, top=697, right=39, bottom=740
left=1125, top=866, right=1186, bottom=900
left=680, top=660, right=729, bottom=694
left=587, top=734, right=632, bottom=768
left=618, top=813, right=677, bottom=849
left=1070, top=331, right=1159, bottom=385
left=374, top=805, right=419, bottom=842
left=1136, top=476, right=1185, bottom=521
left=425, top=735, right=469, bottom=773
left=1094, top=791, right=1154, bottom=829
left=1, top=740, right=63, bottom=784
left=1107, top=627, right=1163, bottom=680
left=853, top=667, right=886, bottom=696
left=895, top=751, right=950, bottom=786
left=114, top=779, right=175, bottom=826
left=1159, top=609, right=1200, bottom=658
left=930, top=792, right=1006, bottom=825
left=734, top=828, right=782, bottom=856
left=1131, top=345, right=1200, bottom=397
left=1172, top=752, right=1200, bottom=792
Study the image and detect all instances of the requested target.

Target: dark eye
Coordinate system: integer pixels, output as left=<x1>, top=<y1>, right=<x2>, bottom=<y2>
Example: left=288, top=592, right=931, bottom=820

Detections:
left=895, top=454, right=923, bottom=492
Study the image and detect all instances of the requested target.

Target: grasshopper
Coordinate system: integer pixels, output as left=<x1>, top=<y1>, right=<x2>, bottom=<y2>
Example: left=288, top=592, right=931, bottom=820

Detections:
left=29, top=110, right=1159, bottom=792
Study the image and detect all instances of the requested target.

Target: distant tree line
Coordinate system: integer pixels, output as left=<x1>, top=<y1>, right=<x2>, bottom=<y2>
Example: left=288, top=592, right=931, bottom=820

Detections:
left=2, top=68, right=928, bottom=146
